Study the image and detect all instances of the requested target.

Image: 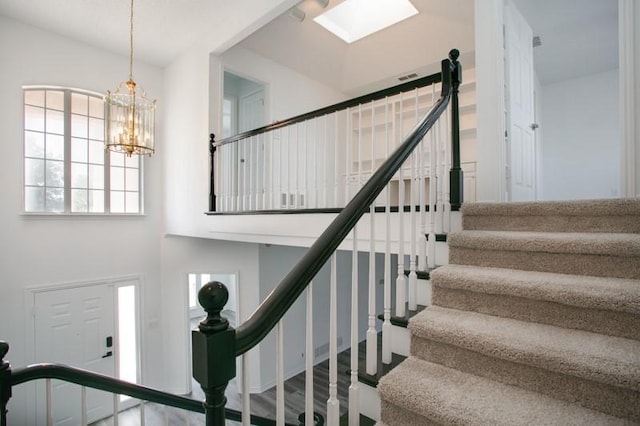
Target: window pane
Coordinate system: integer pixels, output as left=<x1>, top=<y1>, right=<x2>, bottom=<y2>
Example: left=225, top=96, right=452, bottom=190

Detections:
left=111, top=166, right=124, bottom=190
left=88, top=140, right=104, bottom=164
left=25, top=106, right=45, bottom=132
left=125, top=192, right=139, bottom=213
left=125, top=168, right=139, bottom=191
left=72, top=162, right=88, bottom=188
left=111, top=191, right=125, bottom=213
left=89, top=190, right=104, bottom=212
left=46, top=134, right=64, bottom=160
left=46, top=188, right=64, bottom=212
left=25, top=90, right=45, bottom=107
left=89, top=164, right=104, bottom=189
left=46, top=109, right=64, bottom=135
left=46, top=160, right=64, bottom=187
left=89, top=118, right=104, bottom=141
left=71, top=189, right=88, bottom=212
left=46, top=91, right=64, bottom=111
left=25, top=158, right=45, bottom=186
left=110, top=151, right=125, bottom=167
left=72, top=93, right=88, bottom=115
left=25, top=186, right=45, bottom=211
left=25, top=131, right=45, bottom=158
left=72, top=138, right=88, bottom=163
left=71, top=114, right=88, bottom=138
left=125, top=155, right=139, bottom=169
left=89, top=96, right=104, bottom=119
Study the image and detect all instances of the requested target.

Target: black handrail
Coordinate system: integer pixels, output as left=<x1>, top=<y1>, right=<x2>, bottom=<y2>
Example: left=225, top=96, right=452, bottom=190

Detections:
left=0, top=347, right=290, bottom=426
left=215, top=72, right=443, bottom=147
left=235, top=50, right=459, bottom=354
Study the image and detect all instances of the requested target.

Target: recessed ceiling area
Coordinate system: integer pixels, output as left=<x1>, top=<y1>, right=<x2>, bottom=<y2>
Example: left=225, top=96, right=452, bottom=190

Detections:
left=238, top=0, right=476, bottom=96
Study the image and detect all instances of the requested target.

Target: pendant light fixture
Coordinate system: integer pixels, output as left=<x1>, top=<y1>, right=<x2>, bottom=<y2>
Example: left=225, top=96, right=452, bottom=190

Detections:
left=105, top=0, right=156, bottom=157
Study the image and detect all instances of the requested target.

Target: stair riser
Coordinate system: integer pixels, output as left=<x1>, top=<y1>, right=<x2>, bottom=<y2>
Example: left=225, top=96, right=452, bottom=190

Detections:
left=432, top=286, right=640, bottom=340
left=463, top=215, right=640, bottom=233
left=380, top=401, right=439, bottom=426
left=411, top=338, right=640, bottom=422
left=450, top=247, right=640, bottom=279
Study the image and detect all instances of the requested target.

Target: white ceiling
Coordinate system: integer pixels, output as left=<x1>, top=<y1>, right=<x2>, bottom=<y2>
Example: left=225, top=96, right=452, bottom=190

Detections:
left=0, top=0, right=285, bottom=68
left=0, top=0, right=618, bottom=88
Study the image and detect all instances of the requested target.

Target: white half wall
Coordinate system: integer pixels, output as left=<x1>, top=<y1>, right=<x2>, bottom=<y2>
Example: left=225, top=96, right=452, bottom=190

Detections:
left=540, top=69, right=620, bottom=200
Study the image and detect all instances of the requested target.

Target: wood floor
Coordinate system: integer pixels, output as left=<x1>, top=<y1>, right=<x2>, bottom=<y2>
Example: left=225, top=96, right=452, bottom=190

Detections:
left=91, top=337, right=375, bottom=425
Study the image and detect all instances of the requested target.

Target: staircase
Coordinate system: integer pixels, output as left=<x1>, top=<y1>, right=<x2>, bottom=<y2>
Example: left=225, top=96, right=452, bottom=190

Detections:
left=378, top=198, right=640, bottom=425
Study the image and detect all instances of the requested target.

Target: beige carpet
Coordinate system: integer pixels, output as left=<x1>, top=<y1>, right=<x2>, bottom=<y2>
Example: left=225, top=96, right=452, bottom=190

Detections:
left=378, top=198, right=640, bottom=425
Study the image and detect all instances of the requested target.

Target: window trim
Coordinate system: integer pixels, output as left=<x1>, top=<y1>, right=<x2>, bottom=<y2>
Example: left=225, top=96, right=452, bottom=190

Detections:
left=22, top=85, right=144, bottom=216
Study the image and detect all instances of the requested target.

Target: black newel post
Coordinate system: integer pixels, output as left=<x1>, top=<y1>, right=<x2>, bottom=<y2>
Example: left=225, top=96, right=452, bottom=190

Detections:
left=448, top=49, right=464, bottom=210
left=192, top=282, right=235, bottom=426
left=0, top=341, right=11, bottom=426
left=209, top=133, right=217, bottom=212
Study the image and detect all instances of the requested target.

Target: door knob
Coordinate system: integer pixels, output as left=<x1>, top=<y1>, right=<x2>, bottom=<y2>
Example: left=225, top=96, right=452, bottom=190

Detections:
left=102, top=351, right=113, bottom=358
left=530, top=123, right=539, bottom=130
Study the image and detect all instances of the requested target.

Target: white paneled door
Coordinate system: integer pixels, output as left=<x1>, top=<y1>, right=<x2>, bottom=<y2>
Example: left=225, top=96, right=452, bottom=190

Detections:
left=34, top=284, right=115, bottom=425
left=505, top=0, right=537, bottom=201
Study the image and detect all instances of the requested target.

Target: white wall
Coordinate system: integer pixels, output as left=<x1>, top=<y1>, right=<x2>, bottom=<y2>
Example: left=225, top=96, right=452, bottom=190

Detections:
left=0, top=15, right=164, bottom=421
left=540, top=69, right=620, bottom=200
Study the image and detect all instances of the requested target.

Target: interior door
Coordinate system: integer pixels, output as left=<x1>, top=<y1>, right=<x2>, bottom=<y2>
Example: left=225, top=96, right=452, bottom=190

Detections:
left=34, top=284, right=115, bottom=425
left=239, top=89, right=265, bottom=133
left=505, top=0, right=536, bottom=201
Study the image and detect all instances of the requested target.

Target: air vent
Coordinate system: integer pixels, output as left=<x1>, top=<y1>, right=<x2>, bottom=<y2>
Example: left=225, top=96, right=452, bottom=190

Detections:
left=532, top=35, right=542, bottom=48
left=398, top=72, right=418, bottom=82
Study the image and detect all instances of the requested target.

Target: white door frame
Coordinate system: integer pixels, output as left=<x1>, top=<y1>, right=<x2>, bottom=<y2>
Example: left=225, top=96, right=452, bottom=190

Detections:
left=24, top=275, right=143, bottom=425
left=474, top=0, right=636, bottom=201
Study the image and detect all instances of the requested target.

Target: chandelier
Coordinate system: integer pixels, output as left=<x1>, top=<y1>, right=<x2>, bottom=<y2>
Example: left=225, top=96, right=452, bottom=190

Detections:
left=105, top=0, right=156, bottom=157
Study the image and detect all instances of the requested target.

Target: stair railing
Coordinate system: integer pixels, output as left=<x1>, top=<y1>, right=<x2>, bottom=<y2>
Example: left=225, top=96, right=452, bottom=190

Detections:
left=194, top=50, right=462, bottom=426
left=0, top=341, right=291, bottom=426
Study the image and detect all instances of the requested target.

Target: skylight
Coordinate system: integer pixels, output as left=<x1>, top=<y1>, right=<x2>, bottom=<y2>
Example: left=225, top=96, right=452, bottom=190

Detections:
left=314, top=0, right=419, bottom=44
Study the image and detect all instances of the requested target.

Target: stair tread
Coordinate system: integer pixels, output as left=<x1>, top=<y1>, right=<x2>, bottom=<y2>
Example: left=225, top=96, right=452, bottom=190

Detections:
left=355, top=353, right=406, bottom=387
left=431, top=265, right=640, bottom=314
left=462, top=198, right=640, bottom=217
left=449, top=230, right=640, bottom=257
left=378, top=304, right=427, bottom=328
left=403, top=269, right=431, bottom=280
left=378, top=357, right=631, bottom=426
left=409, top=306, right=640, bottom=391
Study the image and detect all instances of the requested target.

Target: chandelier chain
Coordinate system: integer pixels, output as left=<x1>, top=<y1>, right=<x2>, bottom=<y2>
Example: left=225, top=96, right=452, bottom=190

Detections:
left=129, top=0, right=134, bottom=81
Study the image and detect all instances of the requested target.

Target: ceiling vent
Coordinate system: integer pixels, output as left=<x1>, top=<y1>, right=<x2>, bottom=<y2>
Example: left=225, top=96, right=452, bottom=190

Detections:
left=532, top=35, right=542, bottom=48
left=398, top=72, right=418, bottom=82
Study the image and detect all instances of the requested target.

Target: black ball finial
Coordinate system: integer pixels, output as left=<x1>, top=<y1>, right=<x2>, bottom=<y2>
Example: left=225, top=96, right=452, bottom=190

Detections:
left=0, top=341, right=8, bottom=361
left=449, top=49, right=460, bottom=62
left=198, top=281, right=230, bottom=333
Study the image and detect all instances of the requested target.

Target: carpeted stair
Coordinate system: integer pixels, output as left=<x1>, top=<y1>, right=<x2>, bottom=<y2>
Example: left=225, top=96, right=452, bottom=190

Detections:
left=378, top=198, right=640, bottom=425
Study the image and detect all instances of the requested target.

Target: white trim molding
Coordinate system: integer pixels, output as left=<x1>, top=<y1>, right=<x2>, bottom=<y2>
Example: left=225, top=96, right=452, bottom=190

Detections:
left=619, top=0, right=637, bottom=197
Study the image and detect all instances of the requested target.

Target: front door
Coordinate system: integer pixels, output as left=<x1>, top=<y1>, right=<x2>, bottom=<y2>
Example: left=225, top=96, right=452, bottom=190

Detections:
left=505, top=0, right=537, bottom=201
left=34, top=284, right=115, bottom=425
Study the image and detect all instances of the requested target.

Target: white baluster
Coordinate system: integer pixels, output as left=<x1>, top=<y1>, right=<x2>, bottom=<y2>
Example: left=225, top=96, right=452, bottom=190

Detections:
left=327, top=254, right=340, bottom=425
left=277, top=320, right=284, bottom=426
left=294, top=123, right=300, bottom=209
left=349, top=225, right=360, bottom=426
left=428, top=114, right=437, bottom=269
left=80, top=386, right=87, bottom=426
left=334, top=112, right=339, bottom=208
left=408, top=89, right=418, bottom=312
left=383, top=98, right=392, bottom=364
left=366, top=203, right=377, bottom=376
left=242, top=353, right=250, bottom=426
left=163, top=405, right=168, bottom=426
left=322, top=115, right=327, bottom=208
left=140, top=401, right=145, bottom=426
left=305, top=282, right=314, bottom=426
left=396, top=93, right=407, bottom=318
left=46, top=379, right=52, bottom=426
left=113, top=393, right=119, bottom=426
left=285, top=126, right=291, bottom=209
left=345, top=108, right=351, bottom=206
left=301, top=121, right=307, bottom=209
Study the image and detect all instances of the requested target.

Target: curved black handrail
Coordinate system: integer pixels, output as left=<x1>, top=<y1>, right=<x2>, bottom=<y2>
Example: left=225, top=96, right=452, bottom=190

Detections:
left=7, top=363, right=286, bottom=426
left=216, top=72, right=442, bottom=147
left=235, top=50, right=459, bottom=354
